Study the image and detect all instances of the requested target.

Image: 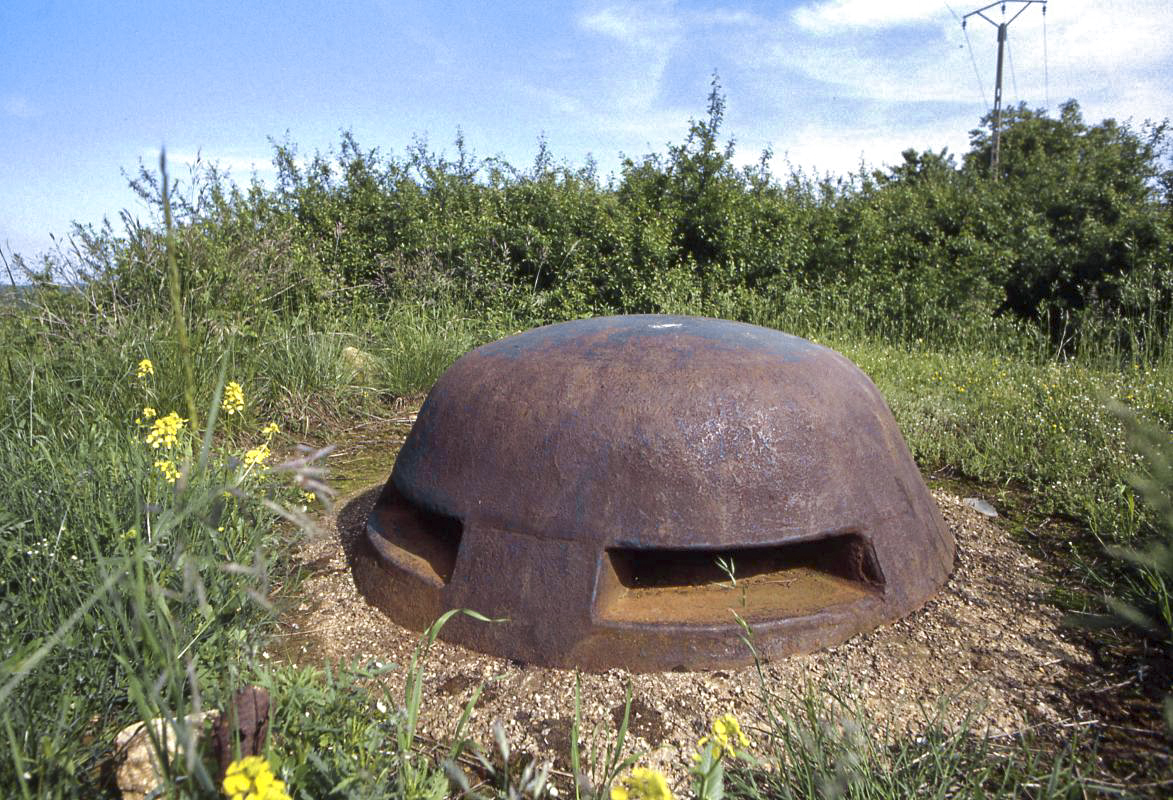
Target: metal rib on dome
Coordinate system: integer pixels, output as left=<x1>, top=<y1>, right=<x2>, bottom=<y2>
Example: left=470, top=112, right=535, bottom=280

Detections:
left=362, top=315, right=954, bottom=671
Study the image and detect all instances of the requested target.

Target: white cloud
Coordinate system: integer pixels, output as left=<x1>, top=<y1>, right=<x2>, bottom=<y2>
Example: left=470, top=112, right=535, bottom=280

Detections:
left=763, top=31, right=971, bottom=104
left=577, top=1, right=685, bottom=109
left=793, top=0, right=949, bottom=34
left=536, top=1, right=1170, bottom=178
left=769, top=0, right=1173, bottom=114
left=563, top=2, right=766, bottom=148
left=777, top=116, right=975, bottom=177
left=579, top=1, right=683, bottom=49
left=138, top=148, right=283, bottom=181
left=1043, top=1, right=1173, bottom=76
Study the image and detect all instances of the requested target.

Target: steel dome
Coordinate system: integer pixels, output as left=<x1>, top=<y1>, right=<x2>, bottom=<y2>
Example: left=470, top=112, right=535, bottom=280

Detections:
left=362, top=315, right=954, bottom=671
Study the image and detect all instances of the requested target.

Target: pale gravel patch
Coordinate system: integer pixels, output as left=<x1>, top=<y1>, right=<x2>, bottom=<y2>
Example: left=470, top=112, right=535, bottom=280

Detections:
left=274, top=473, right=1092, bottom=789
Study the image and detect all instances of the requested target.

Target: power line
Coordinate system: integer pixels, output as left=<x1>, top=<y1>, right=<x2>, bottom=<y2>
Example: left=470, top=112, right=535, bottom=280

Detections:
left=1043, top=3, right=1050, bottom=110
left=961, top=1, right=1047, bottom=178
left=963, top=24, right=989, bottom=111
left=1007, top=34, right=1018, bottom=101
left=947, top=1, right=989, bottom=110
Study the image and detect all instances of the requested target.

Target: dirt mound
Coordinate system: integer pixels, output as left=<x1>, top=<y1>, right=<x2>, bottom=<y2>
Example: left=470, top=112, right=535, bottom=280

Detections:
left=275, top=472, right=1092, bottom=786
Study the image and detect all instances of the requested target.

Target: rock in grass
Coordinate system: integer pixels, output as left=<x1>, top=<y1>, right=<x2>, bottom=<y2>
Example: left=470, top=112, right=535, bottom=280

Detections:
left=963, top=497, right=999, bottom=517
left=114, top=711, right=214, bottom=800
left=341, top=345, right=379, bottom=384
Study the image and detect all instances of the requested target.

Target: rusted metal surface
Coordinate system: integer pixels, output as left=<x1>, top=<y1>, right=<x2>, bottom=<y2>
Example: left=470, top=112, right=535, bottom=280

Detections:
left=365, top=315, right=954, bottom=671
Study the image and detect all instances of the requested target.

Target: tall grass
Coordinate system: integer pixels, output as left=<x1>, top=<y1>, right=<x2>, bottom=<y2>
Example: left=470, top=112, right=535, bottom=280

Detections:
left=731, top=688, right=1087, bottom=799
left=0, top=378, right=277, bottom=794
left=3, top=116, right=1171, bottom=792
left=4, top=264, right=1173, bottom=794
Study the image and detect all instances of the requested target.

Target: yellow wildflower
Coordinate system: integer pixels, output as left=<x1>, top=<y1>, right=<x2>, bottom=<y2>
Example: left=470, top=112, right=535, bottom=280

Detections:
left=300, top=490, right=316, bottom=505
left=222, top=381, right=245, bottom=416
left=222, top=755, right=290, bottom=800
left=261, top=421, right=280, bottom=436
left=153, top=459, right=180, bottom=484
left=710, top=714, right=749, bottom=759
left=694, top=714, right=749, bottom=762
left=144, top=412, right=186, bottom=449
left=134, top=406, right=157, bottom=425
left=243, top=442, right=271, bottom=468
left=136, top=359, right=154, bottom=380
left=611, top=767, right=672, bottom=800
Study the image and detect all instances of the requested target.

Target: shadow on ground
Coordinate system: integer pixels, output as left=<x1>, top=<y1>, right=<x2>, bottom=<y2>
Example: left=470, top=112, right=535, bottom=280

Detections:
left=334, top=486, right=400, bottom=622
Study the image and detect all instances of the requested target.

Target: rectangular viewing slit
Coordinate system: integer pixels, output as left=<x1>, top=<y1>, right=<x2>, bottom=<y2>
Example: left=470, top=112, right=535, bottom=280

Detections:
left=367, top=485, right=463, bottom=587
left=595, top=532, right=883, bottom=625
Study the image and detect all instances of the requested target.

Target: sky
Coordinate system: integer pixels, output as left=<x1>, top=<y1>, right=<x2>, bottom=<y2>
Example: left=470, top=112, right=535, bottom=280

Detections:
left=2, top=0, right=1170, bottom=263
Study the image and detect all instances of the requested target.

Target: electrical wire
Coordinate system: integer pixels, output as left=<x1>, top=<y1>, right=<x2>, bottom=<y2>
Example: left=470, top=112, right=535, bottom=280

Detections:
left=1006, top=34, right=1019, bottom=102
left=963, top=22, right=990, bottom=111
left=1043, top=3, right=1050, bottom=109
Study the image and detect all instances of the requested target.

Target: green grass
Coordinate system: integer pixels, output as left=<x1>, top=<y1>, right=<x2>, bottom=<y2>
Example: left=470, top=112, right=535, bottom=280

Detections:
left=728, top=687, right=1089, bottom=799
left=850, top=342, right=1169, bottom=537
left=1, top=287, right=1170, bottom=797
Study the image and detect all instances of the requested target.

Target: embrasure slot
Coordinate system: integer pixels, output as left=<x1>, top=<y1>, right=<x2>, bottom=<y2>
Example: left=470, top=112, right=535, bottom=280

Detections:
left=368, top=485, right=463, bottom=587
left=595, top=532, right=883, bottom=625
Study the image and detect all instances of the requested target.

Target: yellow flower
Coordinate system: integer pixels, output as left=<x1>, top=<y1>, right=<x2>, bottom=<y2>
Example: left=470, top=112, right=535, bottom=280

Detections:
left=300, top=490, right=316, bottom=505
left=709, top=714, right=749, bottom=759
left=142, top=406, right=157, bottom=419
left=144, top=412, right=186, bottom=449
left=243, top=442, right=271, bottom=468
left=136, top=359, right=154, bottom=380
left=222, top=381, right=245, bottom=416
left=222, top=755, right=290, bottom=800
left=611, top=767, right=672, bottom=800
left=153, top=459, right=180, bottom=484
left=261, top=422, right=280, bottom=436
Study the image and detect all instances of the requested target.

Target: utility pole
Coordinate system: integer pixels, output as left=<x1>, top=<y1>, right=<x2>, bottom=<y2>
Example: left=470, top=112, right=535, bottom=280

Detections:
left=963, top=1, right=1047, bottom=178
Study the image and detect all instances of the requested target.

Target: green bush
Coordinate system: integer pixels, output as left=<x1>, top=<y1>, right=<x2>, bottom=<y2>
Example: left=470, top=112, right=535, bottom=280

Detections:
left=32, top=84, right=1170, bottom=357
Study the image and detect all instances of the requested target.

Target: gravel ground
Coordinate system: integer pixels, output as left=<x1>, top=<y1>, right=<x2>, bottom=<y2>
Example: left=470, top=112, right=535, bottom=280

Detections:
left=271, top=459, right=1092, bottom=789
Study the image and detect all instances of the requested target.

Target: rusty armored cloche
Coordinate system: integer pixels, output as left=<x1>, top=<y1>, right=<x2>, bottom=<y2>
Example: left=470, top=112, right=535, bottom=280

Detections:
left=362, top=315, right=954, bottom=671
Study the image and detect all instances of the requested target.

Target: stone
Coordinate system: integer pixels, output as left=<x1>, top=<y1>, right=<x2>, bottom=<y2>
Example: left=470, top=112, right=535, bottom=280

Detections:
left=113, top=711, right=213, bottom=800
left=963, top=497, right=999, bottom=517
left=341, top=345, right=379, bottom=384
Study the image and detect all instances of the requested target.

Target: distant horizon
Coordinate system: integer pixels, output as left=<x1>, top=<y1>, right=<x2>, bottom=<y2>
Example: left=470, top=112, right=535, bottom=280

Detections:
left=3, top=1, right=1170, bottom=262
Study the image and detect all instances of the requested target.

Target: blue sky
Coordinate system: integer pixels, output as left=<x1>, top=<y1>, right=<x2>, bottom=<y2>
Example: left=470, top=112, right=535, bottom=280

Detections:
left=2, top=0, right=1170, bottom=263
